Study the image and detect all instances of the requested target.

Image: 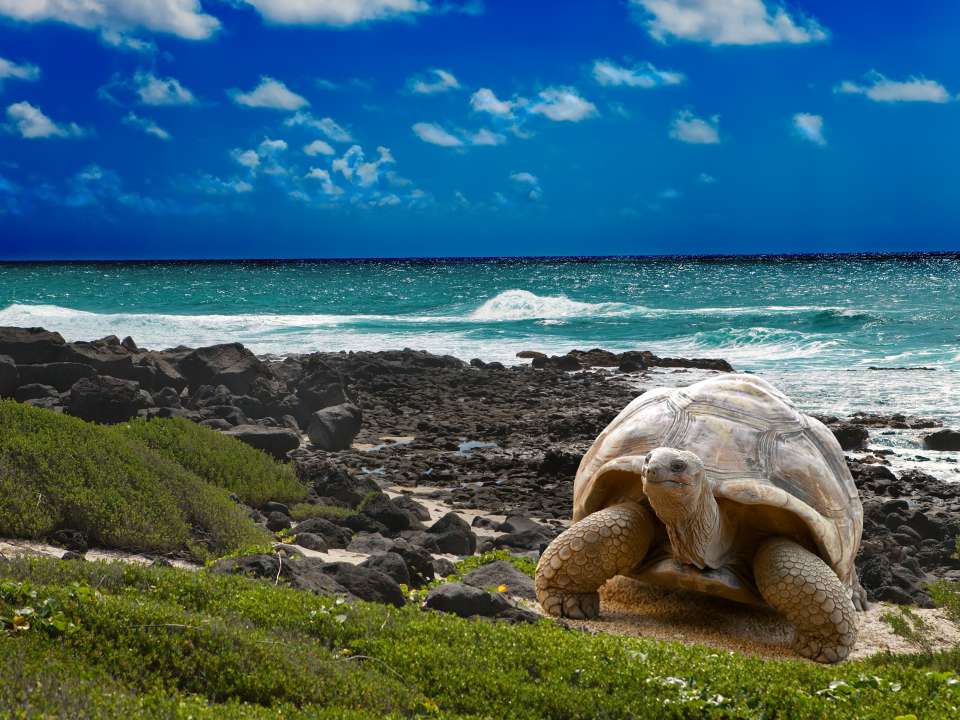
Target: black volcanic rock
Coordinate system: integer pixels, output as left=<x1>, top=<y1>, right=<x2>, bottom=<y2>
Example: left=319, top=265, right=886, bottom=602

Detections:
left=0, top=326, right=67, bottom=364
left=0, top=354, right=19, bottom=397
left=66, top=375, right=152, bottom=423
left=307, top=403, right=362, bottom=450
left=924, top=429, right=960, bottom=451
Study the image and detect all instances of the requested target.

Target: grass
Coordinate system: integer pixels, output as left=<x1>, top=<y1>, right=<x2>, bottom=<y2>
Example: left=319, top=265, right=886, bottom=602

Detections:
left=0, top=401, right=305, bottom=560
left=1, top=556, right=959, bottom=719
left=121, top=416, right=306, bottom=507
left=289, top=503, right=358, bottom=522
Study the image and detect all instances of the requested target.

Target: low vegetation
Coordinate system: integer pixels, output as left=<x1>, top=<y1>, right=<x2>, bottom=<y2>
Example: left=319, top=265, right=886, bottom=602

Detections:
left=0, top=401, right=305, bottom=560
left=289, top=502, right=357, bottom=522
left=121, top=416, right=306, bottom=506
left=1, top=556, right=959, bottom=719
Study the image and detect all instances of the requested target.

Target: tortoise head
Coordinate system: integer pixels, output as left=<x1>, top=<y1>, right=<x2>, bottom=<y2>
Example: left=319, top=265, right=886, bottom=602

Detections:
left=641, top=448, right=708, bottom=522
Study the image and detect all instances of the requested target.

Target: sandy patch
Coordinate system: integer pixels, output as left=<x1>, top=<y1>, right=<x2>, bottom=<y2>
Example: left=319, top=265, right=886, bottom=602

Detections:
left=543, top=575, right=960, bottom=662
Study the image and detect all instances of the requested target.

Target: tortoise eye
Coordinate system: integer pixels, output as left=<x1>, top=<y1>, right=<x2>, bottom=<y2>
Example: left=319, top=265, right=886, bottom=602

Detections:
left=669, top=460, right=687, bottom=473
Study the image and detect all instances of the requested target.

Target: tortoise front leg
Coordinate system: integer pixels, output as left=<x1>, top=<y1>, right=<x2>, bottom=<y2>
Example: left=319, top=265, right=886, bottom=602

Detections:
left=753, top=538, right=857, bottom=663
left=535, top=502, right=653, bottom=619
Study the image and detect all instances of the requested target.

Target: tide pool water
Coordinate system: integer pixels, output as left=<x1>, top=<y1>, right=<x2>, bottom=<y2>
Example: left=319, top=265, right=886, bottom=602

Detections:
left=0, top=255, right=958, bottom=424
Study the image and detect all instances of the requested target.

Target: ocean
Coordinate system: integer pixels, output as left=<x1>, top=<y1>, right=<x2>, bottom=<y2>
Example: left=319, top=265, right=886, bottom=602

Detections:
left=1, top=254, right=959, bottom=428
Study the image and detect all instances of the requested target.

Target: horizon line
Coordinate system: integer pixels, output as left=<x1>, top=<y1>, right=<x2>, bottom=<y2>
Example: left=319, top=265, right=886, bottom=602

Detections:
left=2, top=250, right=959, bottom=265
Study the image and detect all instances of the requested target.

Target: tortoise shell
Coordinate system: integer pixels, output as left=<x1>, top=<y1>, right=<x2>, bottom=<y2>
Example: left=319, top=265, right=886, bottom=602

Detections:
left=574, top=374, right=863, bottom=585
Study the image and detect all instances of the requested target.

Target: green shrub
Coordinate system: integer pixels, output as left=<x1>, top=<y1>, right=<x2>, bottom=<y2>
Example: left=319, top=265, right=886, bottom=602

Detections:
left=121, top=417, right=306, bottom=507
left=0, top=401, right=268, bottom=559
left=289, top=503, right=356, bottom=522
left=2, top=556, right=958, bottom=720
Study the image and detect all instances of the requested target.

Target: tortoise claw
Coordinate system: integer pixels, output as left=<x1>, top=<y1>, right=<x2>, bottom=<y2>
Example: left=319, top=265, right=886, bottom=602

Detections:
left=539, top=589, right=600, bottom=619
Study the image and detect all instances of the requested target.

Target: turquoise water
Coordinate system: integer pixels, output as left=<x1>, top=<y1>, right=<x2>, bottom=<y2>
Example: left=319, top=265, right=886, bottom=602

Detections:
left=1, top=255, right=958, bottom=422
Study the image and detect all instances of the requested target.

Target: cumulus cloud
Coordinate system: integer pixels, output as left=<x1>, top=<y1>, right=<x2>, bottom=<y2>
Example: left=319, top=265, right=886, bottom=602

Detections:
left=0, top=57, right=40, bottom=83
left=467, top=128, right=506, bottom=146
left=509, top=171, right=542, bottom=202
left=304, top=139, right=336, bottom=156
left=792, top=112, right=825, bottom=146
left=631, top=0, right=827, bottom=46
left=6, top=101, right=85, bottom=139
left=669, top=109, right=720, bottom=144
left=592, top=59, right=684, bottom=88
left=698, top=172, right=716, bottom=184
left=331, top=144, right=394, bottom=187
left=284, top=112, right=352, bottom=142
left=0, top=0, right=220, bottom=41
left=193, top=174, right=254, bottom=195
left=412, top=121, right=463, bottom=147
left=835, top=71, right=951, bottom=103
left=240, top=0, right=431, bottom=26
left=529, top=86, right=598, bottom=122
left=122, top=112, right=171, bottom=140
left=470, top=87, right=519, bottom=118
left=407, top=68, right=460, bottom=94
left=305, top=167, right=343, bottom=196
left=231, top=77, right=309, bottom=110
left=134, top=71, right=196, bottom=106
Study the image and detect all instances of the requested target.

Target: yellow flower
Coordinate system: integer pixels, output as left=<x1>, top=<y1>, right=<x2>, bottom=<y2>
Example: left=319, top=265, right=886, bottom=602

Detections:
left=497, top=584, right=508, bottom=593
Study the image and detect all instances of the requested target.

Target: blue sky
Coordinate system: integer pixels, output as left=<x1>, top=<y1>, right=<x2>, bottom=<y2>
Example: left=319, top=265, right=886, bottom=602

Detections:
left=0, top=0, right=958, bottom=259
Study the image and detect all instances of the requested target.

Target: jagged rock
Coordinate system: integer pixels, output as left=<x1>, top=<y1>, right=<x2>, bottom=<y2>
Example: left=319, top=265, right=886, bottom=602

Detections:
left=0, top=327, right=66, bottom=364
left=210, top=554, right=349, bottom=597
left=426, top=512, right=477, bottom=555
left=14, top=383, right=59, bottom=402
left=317, top=562, right=405, bottom=607
left=152, top=386, right=182, bottom=408
left=462, top=560, right=536, bottom=600
left=294, top=532, right=329, bottom=552
left=0, top=354, right=19, bottom=397
left=491, top=528, right=551, bottom=552
left=307, top=403, right=362, bottom=451
left=423, top=583, right=511, bottom=618
left=392, top=494, right=431, bottom=521
left=360, top=552, right=411, bottom=586
left=389, top=540, right=435, bottom=588
left=292, top=517, right=353, bottom=549
left=67, top=376, right=150, bottom=423
left=176, top=343, right=269, bottom=395
left=347, top=532, right=394, bottom=554
left=266, top=511, right=292, bottom=532
left=432, top=557, right=457, bottom=578
left=924, top=429, right=960, bottom=451
left=361, top=493, right=412, bottom=532
left=295, top=458, right=380, bottom=507
left=225, top=424, right=300, bottom=459
left=829, top=422, right=870, bottom=451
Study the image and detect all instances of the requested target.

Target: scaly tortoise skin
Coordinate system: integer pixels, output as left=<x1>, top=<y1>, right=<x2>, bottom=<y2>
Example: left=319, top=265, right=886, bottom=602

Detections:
left=536, top=374, right=865, bottom=663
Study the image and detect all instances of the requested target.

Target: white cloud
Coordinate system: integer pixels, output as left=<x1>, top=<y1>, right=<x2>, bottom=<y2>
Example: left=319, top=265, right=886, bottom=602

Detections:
left=592, top=59, right=684, bottom=88
left=284, top=111, right=352, bottom=142
left=305, top=167, right=344, bottom=196
left=632, top=0, right=828, bottom=46
left=412, top=121, right=463, bottom=147
left=331, top=144, right=394, bottom=186
left=792, top=112, right=825, bottom=146
left=231, top=77, right=308, bottom=110
left=194, top=174, right=253, bottom=195
left=241, top=0, right=430, bottom=26
left=509, top=171, right=542, bottom=202
left=0, top=0, right=220, bottom=41
left=259, top=137, right=288, bottom=153
left=408, top=68, right=460, bottom=95
left=835, top=71, right=951, bottom=103
left=468, top=128, right=506, bottom=146
left=100, top=29, right=156, bottom=53
left=529, top=86, right=598, bottom=122
left=0, top=57, right=40, bottom=83
left=698, top=172, right=716, bottom=184
left=470, top=87, right=518, bottom=118
left=134, top=71, right=196, bottom=106
left=123, top=112, right=171, bottom=140
left=232, top=149, right=261, bottom=170
left=6, top=101, right=84, bottom=139
left=304, top=139, right=336, bottom=156
left=669, top=109, right=720, bottom=144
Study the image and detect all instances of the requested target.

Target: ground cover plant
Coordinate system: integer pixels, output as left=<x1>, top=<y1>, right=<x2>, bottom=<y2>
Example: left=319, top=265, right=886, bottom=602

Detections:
left=0, top=402, right=303, bottom=559
left=1, top=556, right=958, bottom=720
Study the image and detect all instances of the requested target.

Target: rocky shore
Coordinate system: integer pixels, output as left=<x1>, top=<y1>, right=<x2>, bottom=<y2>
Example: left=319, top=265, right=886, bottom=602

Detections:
left=1, top=325, right=958, bottom=610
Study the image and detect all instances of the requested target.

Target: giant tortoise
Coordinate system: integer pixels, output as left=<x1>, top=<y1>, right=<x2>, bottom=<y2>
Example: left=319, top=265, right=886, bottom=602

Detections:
left=535, top=374, right=865, bottom=663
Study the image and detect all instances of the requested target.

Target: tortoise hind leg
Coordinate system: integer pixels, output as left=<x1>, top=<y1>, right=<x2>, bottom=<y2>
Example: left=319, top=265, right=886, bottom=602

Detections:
left=535, top=502, right=653, bottom=619
left=754, top=538, right=857, bottom=663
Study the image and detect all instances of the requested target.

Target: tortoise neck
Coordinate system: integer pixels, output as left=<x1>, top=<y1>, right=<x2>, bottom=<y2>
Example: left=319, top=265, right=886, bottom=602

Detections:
left=663, top=478, right=727, bottom=569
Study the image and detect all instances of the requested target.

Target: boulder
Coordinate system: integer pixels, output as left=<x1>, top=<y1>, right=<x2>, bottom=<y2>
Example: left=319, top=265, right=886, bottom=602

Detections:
left=491, top=528, right=552, bottom=552
left=496, top=515, right=548, bottom=535
left=152, top=386, right=182, bottom=408
left=210, top=554, right=349, bottom=597
left=292, top=517, right=352, bottom=549
left=462, top=560, right=536, bottom=600
left=225, top=424, right=301, bottom=459
left=389, top=540, right=436, bottom=588
left=347, top=532, right=395, bottom=554
left=294, top=532, right=329, bottom=552
left=67, top=376, right=151, bottom=423
left=432, top=557, right=457, bottom=578
left=829, top=422, right=870, bottom=451
left=298, top=461, right=380, bottom=506
left=15, top=362, right=95, bottom=392
left=423, top=583, right=511, bottom=618
left=0, top=354, right=19, bottom=397
left=14, top=383, right=59, bottom=402
left=176, top=343, right=269, bottom=395
left=266, top=511, right=292, bottom=532
left=307, top=403, right=362, bottom=451
left=361, top=493, right=412, bottom=532
left=923, top=429, right=960, bottom=451
left=392, top=494, right=431, bottom=522
left=426, top=512, right=477, bottom=555
left=0, top=327, right=66, bottom=364
left=317, top=562, right=405, bottom=607
left=360, top=552, right=411, bottom=587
